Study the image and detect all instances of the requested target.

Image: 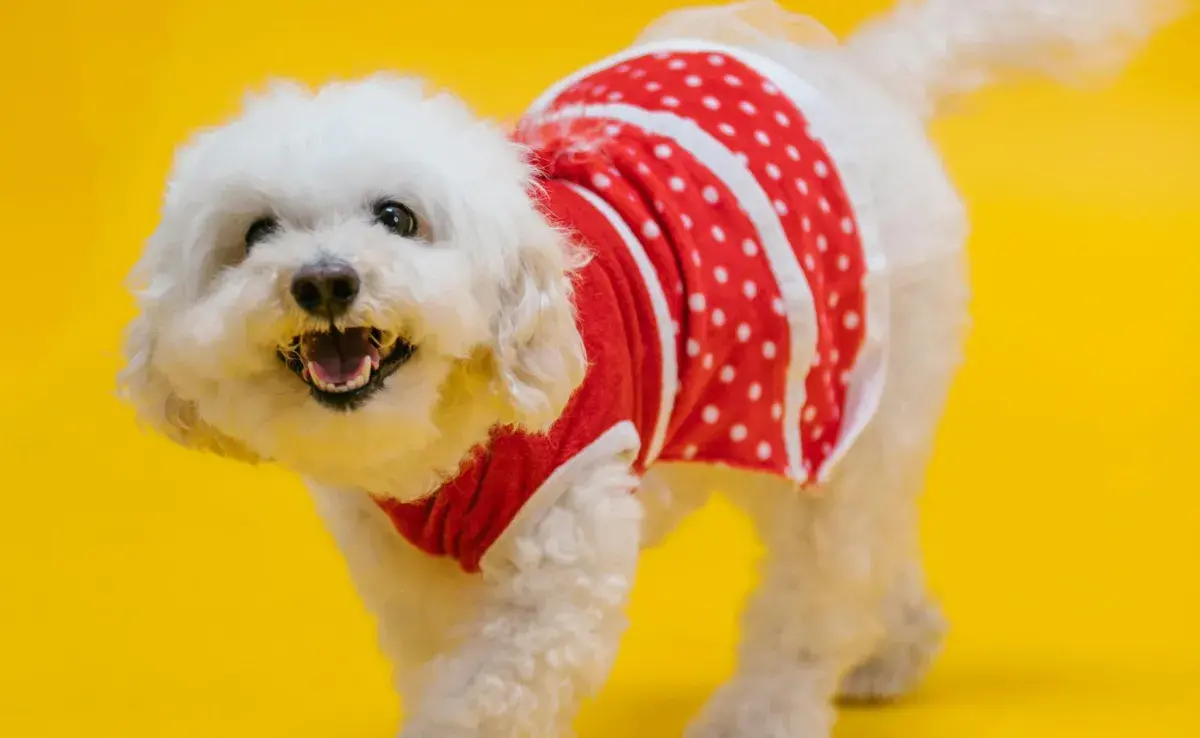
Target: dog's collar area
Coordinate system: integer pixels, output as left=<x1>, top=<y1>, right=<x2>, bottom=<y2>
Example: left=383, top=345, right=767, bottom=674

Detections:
left=277, top=326, right=416, bottom=411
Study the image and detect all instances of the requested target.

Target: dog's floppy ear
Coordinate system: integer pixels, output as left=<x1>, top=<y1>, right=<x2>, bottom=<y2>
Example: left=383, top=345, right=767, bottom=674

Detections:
left=491, top=211, right=588, bottom=432
left=118, top=236, right=262, bottom=464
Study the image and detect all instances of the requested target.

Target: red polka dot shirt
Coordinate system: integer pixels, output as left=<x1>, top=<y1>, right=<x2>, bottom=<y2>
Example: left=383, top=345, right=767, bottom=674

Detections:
left=375, top=44, right=878, bottom=573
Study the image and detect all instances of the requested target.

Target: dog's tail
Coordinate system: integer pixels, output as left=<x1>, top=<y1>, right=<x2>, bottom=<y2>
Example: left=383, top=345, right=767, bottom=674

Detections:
left=842, top=0, right=1188, bottom=118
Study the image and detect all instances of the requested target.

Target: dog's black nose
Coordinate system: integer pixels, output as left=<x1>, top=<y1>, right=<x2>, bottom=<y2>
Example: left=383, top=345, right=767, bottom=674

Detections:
left=290, top=261, right=360, bottom=317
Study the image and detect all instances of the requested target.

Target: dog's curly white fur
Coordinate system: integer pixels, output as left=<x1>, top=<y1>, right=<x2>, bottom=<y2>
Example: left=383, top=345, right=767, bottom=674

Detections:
left=120, top=1, right=1181, bottom=736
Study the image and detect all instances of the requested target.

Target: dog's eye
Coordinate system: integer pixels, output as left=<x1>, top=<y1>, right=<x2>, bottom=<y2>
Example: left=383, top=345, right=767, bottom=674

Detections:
left=245, top=217, right=279, bottom=250
left=373, top=200, right=419, bottom=238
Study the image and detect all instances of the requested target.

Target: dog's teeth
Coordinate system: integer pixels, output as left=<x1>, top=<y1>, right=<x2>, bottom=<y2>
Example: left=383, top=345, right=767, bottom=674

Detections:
left=305, top=357, right=373, bottom=393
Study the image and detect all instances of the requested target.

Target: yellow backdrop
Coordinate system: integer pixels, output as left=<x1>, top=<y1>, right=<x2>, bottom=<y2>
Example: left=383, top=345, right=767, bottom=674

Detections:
left=1, top=1, right=1197, bottom=736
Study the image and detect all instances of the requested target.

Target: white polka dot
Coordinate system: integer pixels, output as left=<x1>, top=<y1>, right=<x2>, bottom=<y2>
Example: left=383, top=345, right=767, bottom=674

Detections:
left=756, top=441, right=772, bottom=460
left=686, top=339, right=700, bottom=357
left=843, top=310, right=861, bottom=329
left=837, top=254, right=851, bottom=271
left=654, top=200, right=666, bottom=214
left=814, top=160, right=829, bottom=178
left=742, top=238, right=759, bottom=256
left=748, top=382, right=763, bottom=401
left=821, top=442, right=833, bottom=456
left=735, top=152, right=749, bottom=166
left=702, top=405, right=720, bottom=424
left=719, top=365, right=736, bottom=383
left=803, top=253, right=815, bottom=271
left=683, top=444, right=698, bottom=459
left=762, top=341, right=777, bottom=359
left=668, top=58, right=687, bottom=70
left=803, top=405, right=817, bottom=422
left=604, top=124, right=622, bottom=136
left=646, top=81, right=662, bottom=92
left=802, top=217, right=812, bottom=233
left=812, top=352, right=822, bottom=367
left=772, top=297, right=785, bottom=315
left=786, top=145, right=801, bottom=161
left=672, top=320, right=680, bottom=335
left=713, top=265, right=729, bottom=283
left=712, top=308, right=726, bottom=326
left=773, top=199, right=788, bottom=216
left=592, top=84, right=608, bottom=96
left=816, top=234, right=828, bottom=252
left=795, top=178, right=809, bottom=195
left=811, top=425, right=824, bottom=441
left=718, top=122, right=736, bottom=136
left=830, top=348, right=840, bottom=364
left=689, top=293, right=707, bottom=312
left=762, top=81, right=779, bottom=95
left=724, top=74, right=742, bottom=86
left=653, top=51, right=670, bottom=60
left=819, top=197, right=831, bottom=213
left=702, top=185, right=720, bottom=203
left=739, top=100, right=757, bottom=115
left=774, top=110, right=790, bottom=126
left=591, top=173, right=611, bottom=189
left=631, top=68, right=646, bottom=79
left=607, top=91, right=623, bottom=102
left=771, top=403, right=783, bottom=420
left=711, top=225, right=726, bottom=242
left=616, top=64, right=630, bottom=73
left=642, top=220, right=661, bottom=239
left=828, top=292, right=840, bottom=308
left=702, top=353, right=714, bottom=370
left=703, top=96, right=721, bottom=110
left=765, top=162, right=781, bottom=180
left=754, top=130, right=771, bottom=146
left=669, top=176, right=686, bottom=192
left=681, top=213, right=694, bottom=229
left=685, top=74, right=702, bottom=87
left=637, top=162, right=652, bottom=175
left=691, top=250, right=702, bottom=266
left=708, top=54, right=725, bottom=66
left=743, top=281, right=758, bottom=299
left=840, top=370, right=851, bottom=386
left=736, top=323, right=752, bottom=342
left=662, top=96, right=681, bottom=108
left=654, top=143, right=672, bottom=159
left=841, top=217, right=855, bottom=234
left=731, top=424, right=748, bottom=442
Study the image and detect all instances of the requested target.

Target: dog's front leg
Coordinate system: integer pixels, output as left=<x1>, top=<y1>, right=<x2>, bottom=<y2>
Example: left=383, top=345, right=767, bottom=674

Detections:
left=401, top=458, right=642, bottom=738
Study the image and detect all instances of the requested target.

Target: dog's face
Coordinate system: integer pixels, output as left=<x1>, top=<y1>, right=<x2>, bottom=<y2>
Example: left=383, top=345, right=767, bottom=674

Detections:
left=120, top=76, right=585, bottom=493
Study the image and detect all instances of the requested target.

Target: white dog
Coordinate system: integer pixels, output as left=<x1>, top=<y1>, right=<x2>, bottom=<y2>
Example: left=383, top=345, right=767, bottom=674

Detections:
left=119, top=1, right=1180, bottom=736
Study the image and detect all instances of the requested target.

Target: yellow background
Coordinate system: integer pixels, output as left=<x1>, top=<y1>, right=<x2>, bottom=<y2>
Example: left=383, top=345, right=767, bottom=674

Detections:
left=1, top=1, right=1197, bottom=736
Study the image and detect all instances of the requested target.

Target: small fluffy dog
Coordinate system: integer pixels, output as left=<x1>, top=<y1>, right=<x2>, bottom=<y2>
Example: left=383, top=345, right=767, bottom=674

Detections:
left=120, top=1, right=1179, bottom=735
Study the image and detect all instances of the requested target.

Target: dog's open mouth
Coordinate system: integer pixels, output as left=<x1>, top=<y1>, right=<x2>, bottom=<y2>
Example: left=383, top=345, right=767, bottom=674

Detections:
left=278, top=327, right=416, bottom=410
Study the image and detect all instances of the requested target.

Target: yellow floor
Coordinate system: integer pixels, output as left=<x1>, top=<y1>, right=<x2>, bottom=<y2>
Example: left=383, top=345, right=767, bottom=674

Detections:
left=2, top=1, right=1198, bottom=736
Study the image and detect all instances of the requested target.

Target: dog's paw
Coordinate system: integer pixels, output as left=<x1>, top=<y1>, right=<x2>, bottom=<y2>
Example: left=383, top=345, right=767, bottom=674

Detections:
left=684, top=674, right=833, bottom=738
left=398, top=725, right=475, bottom=738
left=837, top=600, right=946, bottom=703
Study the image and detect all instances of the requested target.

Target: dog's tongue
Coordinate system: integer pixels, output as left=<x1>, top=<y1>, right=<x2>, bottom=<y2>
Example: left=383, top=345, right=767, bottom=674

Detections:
left=301, top=328, right=379, bottom=385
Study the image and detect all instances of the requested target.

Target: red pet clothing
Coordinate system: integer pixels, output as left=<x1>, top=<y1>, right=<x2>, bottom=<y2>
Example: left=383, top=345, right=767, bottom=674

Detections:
left=374, top=41, right=887, bottom=573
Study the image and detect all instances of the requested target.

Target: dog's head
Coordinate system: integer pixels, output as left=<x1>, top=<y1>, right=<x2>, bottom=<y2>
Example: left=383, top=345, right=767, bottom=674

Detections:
left=120, top=76, right=586, bottom=492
